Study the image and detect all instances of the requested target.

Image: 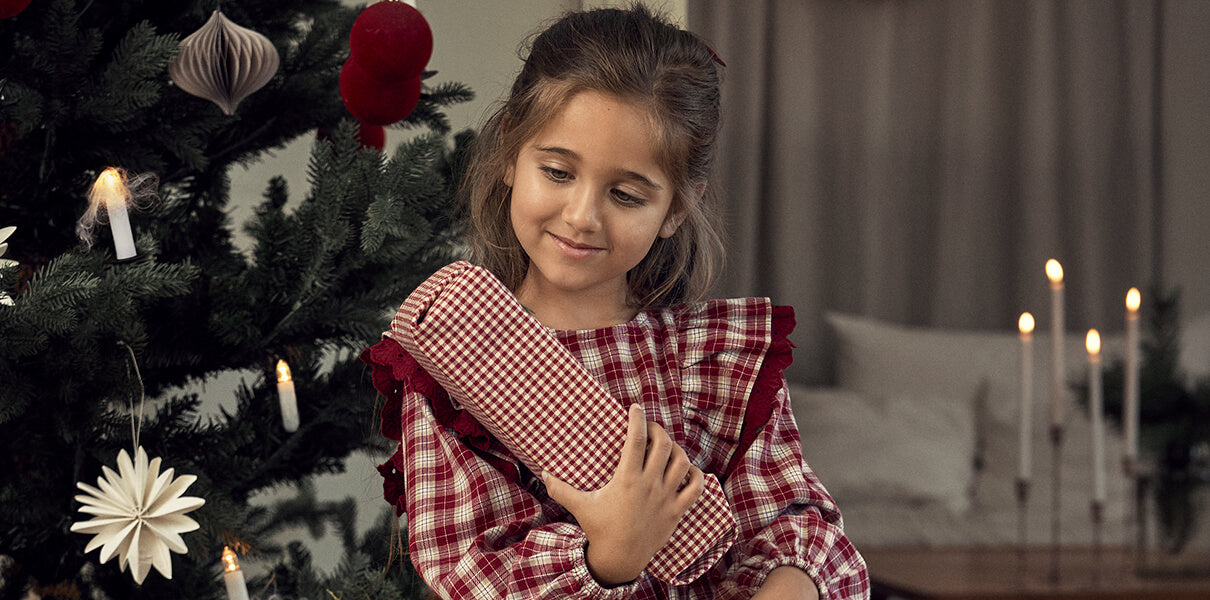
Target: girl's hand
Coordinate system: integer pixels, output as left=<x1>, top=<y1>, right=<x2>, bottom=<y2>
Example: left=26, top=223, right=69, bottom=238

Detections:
left=542, top=403, right=705, bottom=586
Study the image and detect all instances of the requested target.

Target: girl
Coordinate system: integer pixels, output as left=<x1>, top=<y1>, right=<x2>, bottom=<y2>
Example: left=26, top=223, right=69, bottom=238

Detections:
left=363, top=5, right=869, bottom=599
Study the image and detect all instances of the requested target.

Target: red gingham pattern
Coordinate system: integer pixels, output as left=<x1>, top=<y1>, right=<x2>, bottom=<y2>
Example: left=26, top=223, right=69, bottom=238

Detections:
left=386, top=261, right=736, bottom=584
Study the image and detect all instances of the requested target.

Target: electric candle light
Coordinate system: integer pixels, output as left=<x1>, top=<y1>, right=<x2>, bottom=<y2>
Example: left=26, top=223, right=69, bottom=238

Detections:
left=1124, top=287, right=1141, bottom=468
left=1087, top=329, right=1106, bottom=505
left=276, top=359, right=299, bottom=432
left=1018, top=312, right=1035, bottom=481
left=221, top=546, right=250, bottom=600
left=89, top=168, right=137, bottom=260
left=1046, top=259, right=1065, bottom=427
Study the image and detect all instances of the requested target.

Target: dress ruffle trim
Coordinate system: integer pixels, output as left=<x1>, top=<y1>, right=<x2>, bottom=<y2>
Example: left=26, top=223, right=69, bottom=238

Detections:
left=726, top=304, right=796, bottom=475
left=361, top=338, right=519, bottom=513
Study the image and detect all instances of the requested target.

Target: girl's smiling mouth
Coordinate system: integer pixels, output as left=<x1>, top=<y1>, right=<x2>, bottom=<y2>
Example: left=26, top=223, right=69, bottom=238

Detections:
left=549, top=232, right=605, bottom=258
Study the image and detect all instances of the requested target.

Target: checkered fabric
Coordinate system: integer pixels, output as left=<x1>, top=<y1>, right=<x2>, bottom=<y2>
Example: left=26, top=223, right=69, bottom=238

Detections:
left=386, top=261, right=736, bottom=584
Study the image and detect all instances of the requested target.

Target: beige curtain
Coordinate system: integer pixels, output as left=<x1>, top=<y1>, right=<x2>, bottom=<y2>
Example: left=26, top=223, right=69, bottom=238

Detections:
left=690, top=0, right=1159, bottom=383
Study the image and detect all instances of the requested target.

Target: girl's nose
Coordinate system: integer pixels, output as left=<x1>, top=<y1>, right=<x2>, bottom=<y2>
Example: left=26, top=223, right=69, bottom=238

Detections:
left=562, top=186, right=602, bottom=232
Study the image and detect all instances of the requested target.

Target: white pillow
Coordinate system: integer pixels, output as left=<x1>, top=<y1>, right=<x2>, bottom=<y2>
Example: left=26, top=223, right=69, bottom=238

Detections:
left=825, top=312, right=1129, bottom=544
left=790, top=386, right=974, bottom=514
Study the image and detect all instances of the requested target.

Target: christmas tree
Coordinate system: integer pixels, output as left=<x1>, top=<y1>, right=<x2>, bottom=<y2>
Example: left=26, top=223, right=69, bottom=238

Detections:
left=0, top=0, right=470, bottom=597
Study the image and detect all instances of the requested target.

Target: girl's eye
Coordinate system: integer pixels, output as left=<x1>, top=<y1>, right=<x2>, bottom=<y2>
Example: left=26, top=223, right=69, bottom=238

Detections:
left=611, top=189, right=645, bottom=206
left=540, top=166, right=570, bottom=182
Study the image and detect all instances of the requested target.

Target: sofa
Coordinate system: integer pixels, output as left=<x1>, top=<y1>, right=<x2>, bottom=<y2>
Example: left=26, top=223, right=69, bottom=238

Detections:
left=786, top=310, right=1210, bottom=549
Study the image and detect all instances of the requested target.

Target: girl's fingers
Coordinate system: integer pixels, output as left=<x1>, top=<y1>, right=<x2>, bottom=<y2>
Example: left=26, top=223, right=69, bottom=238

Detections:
left=542, top=470, right=582, bottom=512
left=674, top=466, right=705, bottom=513
left=617, top=403, right=648, bottom=473
left=664, top=440, right=692, bottom=488
left=644, top=420, right=673, bottom=474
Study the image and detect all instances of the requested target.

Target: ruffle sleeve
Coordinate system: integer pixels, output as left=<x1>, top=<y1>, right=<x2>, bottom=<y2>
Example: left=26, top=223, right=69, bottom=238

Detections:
left=727, top=304, right=795, bottom=474
left=676, top=298, right=795, bottom=475
left=360, top=338, right=521, bottom=515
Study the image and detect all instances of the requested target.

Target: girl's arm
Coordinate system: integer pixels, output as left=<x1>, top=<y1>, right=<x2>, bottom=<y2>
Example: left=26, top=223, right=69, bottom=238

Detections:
left=718, top=382, right=870, bottom=600
left=752, top=566, right=820, bottom=600
left=400, top=387, right=644, bottom=600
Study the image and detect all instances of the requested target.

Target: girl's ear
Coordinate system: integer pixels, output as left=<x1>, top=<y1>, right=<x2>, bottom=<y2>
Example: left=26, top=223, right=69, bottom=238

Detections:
left=659, top=209, right=686, bottom=238
left=659, top=182, right=704, bottom=238
left=504, top=161, right=516, bottom=188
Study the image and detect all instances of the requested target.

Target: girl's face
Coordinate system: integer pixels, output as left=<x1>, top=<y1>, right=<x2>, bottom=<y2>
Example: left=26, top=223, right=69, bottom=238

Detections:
left=507, top=90, right=683, bottom=324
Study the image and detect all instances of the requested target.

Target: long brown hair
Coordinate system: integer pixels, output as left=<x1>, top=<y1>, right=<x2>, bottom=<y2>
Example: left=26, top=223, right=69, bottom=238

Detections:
left=461, top=4, right=725, bottom=309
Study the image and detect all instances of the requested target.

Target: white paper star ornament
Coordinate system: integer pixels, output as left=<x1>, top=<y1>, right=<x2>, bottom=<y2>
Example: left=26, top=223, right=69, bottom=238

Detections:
left=71, top=446, right=205, bottom=583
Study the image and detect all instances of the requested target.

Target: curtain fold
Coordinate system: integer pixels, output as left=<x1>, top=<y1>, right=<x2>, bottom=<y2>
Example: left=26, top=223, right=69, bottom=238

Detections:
left=690, top=0, right=1158, bottom=383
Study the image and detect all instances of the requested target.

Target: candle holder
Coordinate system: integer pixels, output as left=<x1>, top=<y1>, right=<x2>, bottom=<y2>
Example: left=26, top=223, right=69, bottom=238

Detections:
left=1049, top=424, right=1064, bottom=584
left=1091, top=499, right=1105, bottom=586
left=1123, top=455, right=1139, bottom=574
left=1016, top=477, right=1030, bottom=577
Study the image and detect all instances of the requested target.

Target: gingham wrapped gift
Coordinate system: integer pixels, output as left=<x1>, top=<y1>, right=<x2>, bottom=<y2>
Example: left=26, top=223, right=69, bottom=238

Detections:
left=385, top=260, right=737, bottom=584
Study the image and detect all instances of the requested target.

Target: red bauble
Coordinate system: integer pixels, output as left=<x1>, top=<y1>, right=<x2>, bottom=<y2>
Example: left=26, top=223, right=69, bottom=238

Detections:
left=349, top=1, right=433, bottom=80
left=339, top=57, right=422, bottom=126
left=358, top=122, right=386, bottom=151
left=0, top=0, right=33, bottom=19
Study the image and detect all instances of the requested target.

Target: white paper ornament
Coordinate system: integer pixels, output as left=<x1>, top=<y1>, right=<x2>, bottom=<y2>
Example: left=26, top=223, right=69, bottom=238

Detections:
left=0, top=225, right=16, bottom=269
left=71, top=446, right=205, bottom=584
left=169, top=10, right=280, bottom=115
left=1, top=225, right=17, bottom=306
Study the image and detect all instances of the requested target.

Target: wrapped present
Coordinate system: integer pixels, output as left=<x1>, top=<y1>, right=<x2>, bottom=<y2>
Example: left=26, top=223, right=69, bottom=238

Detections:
left=386, top=261, right=736, bottom=584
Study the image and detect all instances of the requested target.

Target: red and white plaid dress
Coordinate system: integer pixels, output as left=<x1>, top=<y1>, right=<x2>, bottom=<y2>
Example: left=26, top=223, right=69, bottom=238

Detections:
left=362, top=298, right=869, bottom=599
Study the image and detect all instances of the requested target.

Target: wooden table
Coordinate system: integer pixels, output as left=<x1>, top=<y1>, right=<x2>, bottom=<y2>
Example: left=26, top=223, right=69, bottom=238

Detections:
left=863, top=545, right=1210, bottom=600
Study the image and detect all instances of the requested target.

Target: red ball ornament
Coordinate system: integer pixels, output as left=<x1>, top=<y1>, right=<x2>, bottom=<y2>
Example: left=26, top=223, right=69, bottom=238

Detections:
left=358, top=122, right=386, bottom=151
left=349, top=1, right=433, bottom=80
left=339, top=57, right=422, bottom=126
left=0, top=0, right=33, bottom=19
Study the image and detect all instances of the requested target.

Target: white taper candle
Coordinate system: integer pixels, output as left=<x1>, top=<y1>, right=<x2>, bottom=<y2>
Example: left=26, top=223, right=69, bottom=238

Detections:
left=1019, top=312, right=1035, bottom=481
left=1087, top=329, right=1106, bottom=504
left=1046, top=260, right=1065, bottom=427
left=1124, top=288, right=1141, bottom=464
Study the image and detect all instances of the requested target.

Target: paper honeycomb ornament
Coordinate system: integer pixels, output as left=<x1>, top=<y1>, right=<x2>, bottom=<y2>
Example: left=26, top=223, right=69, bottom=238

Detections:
left=169, top=10, right=280, bottom=115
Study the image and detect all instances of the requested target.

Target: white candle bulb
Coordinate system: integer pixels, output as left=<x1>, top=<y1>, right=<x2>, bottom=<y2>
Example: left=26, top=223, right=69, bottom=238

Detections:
left=1018, top=312, right=1035, bottom=481
left=1087, top=329, right=1106, bottom=504
left=1124, top=287, right=1141, bottom=466
left=276, top=359, right=299, bottom=432
left=1046, top=259, right=1065, bottom=428
left=221, top=546, right=250, bottom=600
left=90, top=168, right=136, bottom=260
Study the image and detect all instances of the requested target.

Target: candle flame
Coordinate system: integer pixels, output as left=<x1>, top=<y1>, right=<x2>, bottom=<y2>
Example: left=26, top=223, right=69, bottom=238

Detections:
left=222, top=546, right=240, bottom=572
left=1045, top=259, right=1063, bottom=284
left=1019, top=312, right=1035, bottom=335
left=276, top=359, right=292, bottom=383
left=90, top=167, right=130, bottom=208
left=1086, top=329, right=1101, bottom=355
left=1126, top=287, right=1141, bottom=313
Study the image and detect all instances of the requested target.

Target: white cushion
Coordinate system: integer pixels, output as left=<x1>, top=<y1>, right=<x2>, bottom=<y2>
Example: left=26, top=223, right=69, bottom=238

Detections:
left=823, top=312, right=1129, bottom=545
left=791, top=386, right=974, bottom=515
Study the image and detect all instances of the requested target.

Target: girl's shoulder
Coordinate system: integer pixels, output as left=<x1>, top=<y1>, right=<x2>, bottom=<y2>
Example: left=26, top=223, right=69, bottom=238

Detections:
left=646, top=297, right=795, bottom=350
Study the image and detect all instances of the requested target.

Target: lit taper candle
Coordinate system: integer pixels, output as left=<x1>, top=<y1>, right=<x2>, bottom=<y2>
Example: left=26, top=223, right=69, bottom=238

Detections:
left=276, top=359, right=299, bottom=432
left=1019, top=312, right=1035, bottom=481
left=1046, top=260, right=1065, bottom=427
left=89, top=168, right=136, bottom=260
left=221, top=546, right=250, bottom=600
left=1087, top=329, right=1106, bottom=504
left=1124, top=287, right=1141, bottom=467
